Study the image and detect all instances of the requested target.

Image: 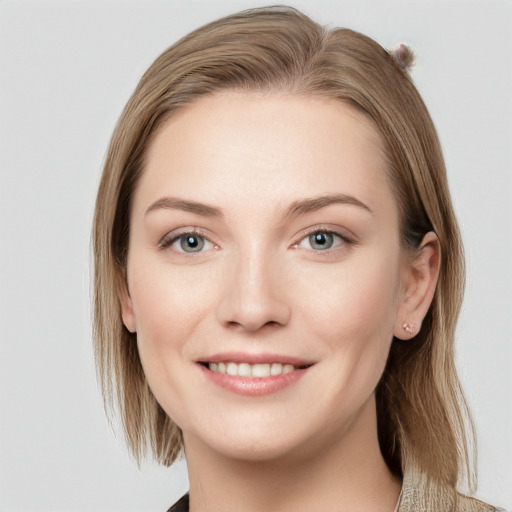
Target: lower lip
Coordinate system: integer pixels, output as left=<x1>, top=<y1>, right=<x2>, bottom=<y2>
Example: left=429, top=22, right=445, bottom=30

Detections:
left=198, top=364, right=310, bottom=396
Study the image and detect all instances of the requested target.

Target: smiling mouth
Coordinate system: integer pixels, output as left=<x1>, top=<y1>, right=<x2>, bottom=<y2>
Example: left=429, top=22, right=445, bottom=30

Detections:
left=202, top=361, right=311, bottom=378
left=197, top=357, right=314, bottom=396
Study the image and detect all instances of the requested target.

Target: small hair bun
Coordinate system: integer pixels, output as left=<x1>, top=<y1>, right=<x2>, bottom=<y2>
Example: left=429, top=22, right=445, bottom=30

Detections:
left=392, top=42, right=416, bottom=71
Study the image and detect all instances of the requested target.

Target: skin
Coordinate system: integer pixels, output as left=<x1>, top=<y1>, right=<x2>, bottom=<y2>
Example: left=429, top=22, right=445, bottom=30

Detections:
left=121, top=92, right=440, bottom=512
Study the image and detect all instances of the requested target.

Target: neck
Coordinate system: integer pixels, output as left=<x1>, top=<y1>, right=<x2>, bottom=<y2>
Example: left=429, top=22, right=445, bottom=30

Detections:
left=183, top=395, right=401, bottom=512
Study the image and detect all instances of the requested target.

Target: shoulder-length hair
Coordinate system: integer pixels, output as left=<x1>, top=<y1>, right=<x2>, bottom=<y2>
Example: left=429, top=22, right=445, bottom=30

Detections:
left=93, top=5, right=473, bottom=502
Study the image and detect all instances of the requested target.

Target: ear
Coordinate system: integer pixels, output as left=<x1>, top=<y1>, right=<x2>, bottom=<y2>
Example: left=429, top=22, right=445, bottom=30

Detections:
left=394, top=231, right=441, bottom=340
left=118, top=272, right=137, bottom=333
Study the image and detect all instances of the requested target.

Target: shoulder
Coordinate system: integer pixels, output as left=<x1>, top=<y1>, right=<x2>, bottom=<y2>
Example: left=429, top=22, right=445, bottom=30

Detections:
left=399, top=491, right=505, bottom=512
left=456, top=493, right=506, bottom=512
left=166, top=493, right=189, bottom=512
left=398, top=469, right=505, bottom=512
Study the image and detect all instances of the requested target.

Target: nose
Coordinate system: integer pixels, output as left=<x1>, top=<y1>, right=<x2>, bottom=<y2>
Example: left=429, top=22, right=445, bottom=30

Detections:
left=215, top=248, right=291, bottom=332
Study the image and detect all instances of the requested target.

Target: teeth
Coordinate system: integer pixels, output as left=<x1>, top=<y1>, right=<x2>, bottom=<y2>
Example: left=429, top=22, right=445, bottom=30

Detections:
left=208, top=361, right=299, bottom=377
left=283, top=364, right=294, bottom=374
left=237, top=363, right=251, bottom=377
left=226, top=362, right=238, bottom=376
left=252, top=363, right=270, bottom=377
left=270, top=363, right=283, bottom=375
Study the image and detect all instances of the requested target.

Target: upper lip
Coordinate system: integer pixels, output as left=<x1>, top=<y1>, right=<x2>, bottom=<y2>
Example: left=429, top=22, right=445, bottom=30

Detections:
left=197, top=352, right=315, bottom=368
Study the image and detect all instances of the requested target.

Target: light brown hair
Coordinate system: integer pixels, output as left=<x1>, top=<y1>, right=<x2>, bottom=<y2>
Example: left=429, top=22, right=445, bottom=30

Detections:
left=93, top=5, right=474, bottom=503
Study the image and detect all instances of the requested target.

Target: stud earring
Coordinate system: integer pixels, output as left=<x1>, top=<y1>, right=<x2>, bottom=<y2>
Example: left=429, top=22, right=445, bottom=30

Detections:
left=402, top=322, right=414, bottom=335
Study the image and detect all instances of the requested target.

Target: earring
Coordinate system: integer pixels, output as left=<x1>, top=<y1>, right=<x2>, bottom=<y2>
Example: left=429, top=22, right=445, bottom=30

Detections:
left=402, top=322, right=414, bottom=335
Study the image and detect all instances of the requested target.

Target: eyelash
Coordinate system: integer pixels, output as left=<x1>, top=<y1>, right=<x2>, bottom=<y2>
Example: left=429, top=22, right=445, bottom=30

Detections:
left=158, top=227, right=356, bottom=255
left=292, top=227, right=355, bottom=252
left=158, top=228, right=216, bottom=253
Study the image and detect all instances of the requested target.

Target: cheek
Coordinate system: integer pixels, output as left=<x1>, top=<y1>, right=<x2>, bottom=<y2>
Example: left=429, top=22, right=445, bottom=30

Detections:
left=293, top=252, right=402, bottom=424
left=302, top=252, right=400, bottom=333
left=297, top=249, right=401, bottom=385
left=127, top=260, right=215, bottom=385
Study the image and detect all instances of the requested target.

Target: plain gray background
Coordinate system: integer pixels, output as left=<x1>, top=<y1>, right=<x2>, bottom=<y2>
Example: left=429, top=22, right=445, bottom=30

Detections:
left=0, top=0, right=510, bottom=511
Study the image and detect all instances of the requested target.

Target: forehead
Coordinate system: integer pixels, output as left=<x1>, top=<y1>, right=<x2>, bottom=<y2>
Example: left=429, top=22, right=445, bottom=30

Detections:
left=135, top=92, right=393, bottom=221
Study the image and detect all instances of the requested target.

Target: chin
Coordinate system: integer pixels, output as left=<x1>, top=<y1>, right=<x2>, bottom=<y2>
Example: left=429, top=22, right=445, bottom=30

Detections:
left=200, top=432, right=308, bottom=463
left=180, top=412, right=315, bottom=463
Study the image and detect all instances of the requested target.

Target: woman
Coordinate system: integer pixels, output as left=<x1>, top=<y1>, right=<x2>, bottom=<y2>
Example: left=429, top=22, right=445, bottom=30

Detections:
left=92, top=6, right=503, bottom=511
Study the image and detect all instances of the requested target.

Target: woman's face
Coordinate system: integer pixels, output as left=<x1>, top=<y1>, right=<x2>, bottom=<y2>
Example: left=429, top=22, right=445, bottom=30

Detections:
left=122, top=92, right=411, bottom=462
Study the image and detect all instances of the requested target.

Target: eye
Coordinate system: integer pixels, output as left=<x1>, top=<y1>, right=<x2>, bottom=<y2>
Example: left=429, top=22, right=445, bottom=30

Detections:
left=296, top=230, right=347, bottom=251
left=160, top=231, right=215, bottom=254
left=177, top=234, right=206, bottom=253
left=307, top=232, right=335, bottom=250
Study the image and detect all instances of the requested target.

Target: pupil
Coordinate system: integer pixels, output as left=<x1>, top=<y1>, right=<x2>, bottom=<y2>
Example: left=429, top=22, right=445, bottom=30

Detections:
left=309, top=232, right=333, bottom=250
left=315, top=234, right=327, bottom=245
left=180, top=235, right=204, bottom=252
left=186, top=236, right=199, bottom=248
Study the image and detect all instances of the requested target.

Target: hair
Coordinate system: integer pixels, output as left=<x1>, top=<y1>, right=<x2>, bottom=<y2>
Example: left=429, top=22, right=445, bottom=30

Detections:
left=93, top=5, right=475, bottom=505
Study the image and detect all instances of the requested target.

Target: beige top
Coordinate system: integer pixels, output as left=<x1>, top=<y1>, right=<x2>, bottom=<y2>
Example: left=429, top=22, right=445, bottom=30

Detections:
left=395, top=467, right=504, bottom=512
left=167, top=468, right=505, bottom=512
left=392, top=489, right=402, bottom=512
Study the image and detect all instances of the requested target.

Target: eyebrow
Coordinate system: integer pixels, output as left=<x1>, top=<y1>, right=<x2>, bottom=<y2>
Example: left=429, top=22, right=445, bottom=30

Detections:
left=144, top=193, right=373, bottom=219
left=284, top=194, right=374, bottom=217
left=145, top=197, right=223, bottom=218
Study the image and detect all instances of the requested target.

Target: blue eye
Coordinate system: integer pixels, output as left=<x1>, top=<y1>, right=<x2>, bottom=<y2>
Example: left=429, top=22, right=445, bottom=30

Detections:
left=308, top=232, right=334, bottom=250
left=160, top=231, right=214, bottom=253
left=178, top=234, right=205, bottom=253
left=297, top=230, right=346, bottom=251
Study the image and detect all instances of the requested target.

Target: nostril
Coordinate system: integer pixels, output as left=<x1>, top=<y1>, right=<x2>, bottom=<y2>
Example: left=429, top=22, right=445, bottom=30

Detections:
left=225, top=319, right=281, bottom=331
left=216, top=285, right=291, bottom=332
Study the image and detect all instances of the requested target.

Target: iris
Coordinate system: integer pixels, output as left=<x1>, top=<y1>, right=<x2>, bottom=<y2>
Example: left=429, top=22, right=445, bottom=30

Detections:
left=180, top=235, right=205, bottom=253
left=309, top=232, right=334, bottom=250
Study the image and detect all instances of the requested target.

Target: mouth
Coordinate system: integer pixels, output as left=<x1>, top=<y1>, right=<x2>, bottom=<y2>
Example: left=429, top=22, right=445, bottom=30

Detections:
left=196, top=354, right=315, bottom=396
left=199, top=361, right=311, bottom=378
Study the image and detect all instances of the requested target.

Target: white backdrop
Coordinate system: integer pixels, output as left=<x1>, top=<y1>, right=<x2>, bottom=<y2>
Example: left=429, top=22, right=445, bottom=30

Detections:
left=0, top=1, right=510, bottom=511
